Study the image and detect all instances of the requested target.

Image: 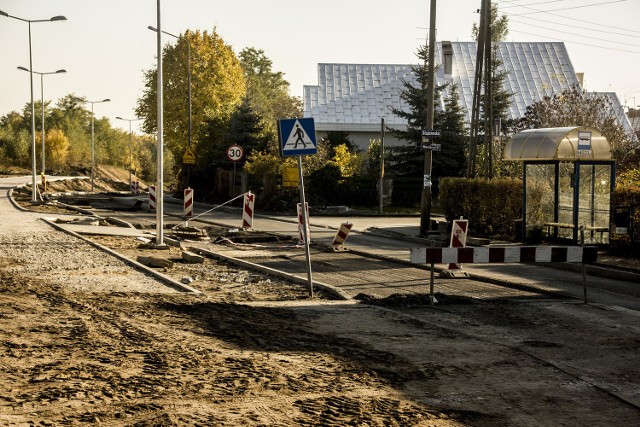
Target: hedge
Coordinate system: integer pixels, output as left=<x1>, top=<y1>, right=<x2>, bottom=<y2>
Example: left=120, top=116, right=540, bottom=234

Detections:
left=439, top=177, right=522, bottom=238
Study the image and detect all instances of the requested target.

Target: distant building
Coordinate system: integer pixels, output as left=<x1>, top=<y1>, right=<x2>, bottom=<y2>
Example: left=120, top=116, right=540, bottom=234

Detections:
left=304, top=41, right=633, bottom=151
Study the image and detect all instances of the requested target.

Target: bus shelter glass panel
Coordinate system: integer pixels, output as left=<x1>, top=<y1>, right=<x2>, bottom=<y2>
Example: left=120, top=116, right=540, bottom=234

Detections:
left=525, top=163, right=555, bottom=235
left=578, top=163, right=611, bottom=244
left=557, top=162, right=575, bottom=239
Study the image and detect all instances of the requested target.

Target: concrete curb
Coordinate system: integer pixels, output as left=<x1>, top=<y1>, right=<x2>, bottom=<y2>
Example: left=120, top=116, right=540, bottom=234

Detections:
left=42, top=218, right=201, bottom=294
left=187, top=246, right=350, bottom=301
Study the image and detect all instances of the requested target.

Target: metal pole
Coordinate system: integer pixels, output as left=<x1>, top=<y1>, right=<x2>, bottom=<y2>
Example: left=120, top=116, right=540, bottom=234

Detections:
left=379, top=117, right=385, bottom=214
left=41, top=73, right=45, bottom=174
left=420, top=0, right=437, bottom=236
left=128, top=121, right=132, bottom=188
left=298, top=156, right=314, bottom=298
left=430, top=262, right=435, bottom=306
left=91, top=102, right=95, bottom=192
left=187, top=39, right=192, bottom=148
left=156, top=0, right=165, bottom=246
left=28, top=22, right=37, bottom=202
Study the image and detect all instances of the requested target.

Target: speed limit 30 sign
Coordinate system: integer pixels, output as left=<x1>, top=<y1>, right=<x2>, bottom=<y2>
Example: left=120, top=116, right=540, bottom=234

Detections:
left=227, top=144, right=244, bottom=162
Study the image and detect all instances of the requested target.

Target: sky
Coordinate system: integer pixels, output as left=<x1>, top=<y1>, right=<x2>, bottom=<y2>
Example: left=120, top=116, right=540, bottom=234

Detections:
left=1, top=0, right=639, bottom=134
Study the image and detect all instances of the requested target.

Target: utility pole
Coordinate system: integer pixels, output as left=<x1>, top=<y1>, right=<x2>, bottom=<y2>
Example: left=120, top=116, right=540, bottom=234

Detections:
left=420, top=0, right=437, bottom=236
left=467, top=0, right=492, bottom=178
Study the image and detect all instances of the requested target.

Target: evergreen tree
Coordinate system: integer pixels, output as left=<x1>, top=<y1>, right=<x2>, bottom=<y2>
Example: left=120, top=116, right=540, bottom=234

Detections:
left=388, top=45, right=467, bottom=179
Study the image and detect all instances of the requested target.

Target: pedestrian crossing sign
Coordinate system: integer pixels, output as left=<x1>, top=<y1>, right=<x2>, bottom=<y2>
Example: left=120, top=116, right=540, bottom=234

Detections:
left=278, top=118, right=317, bottom=157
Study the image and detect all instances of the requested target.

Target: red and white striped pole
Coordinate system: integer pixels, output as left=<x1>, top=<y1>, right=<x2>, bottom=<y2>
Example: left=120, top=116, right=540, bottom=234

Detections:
left=297, top=202, right=310, bottom=244
left=242, top=191, right=255, bottom=229
left=148, top=185, right=156, bottom=211
left=332, top=222, right=353, bottom=247
left=183, top=187, right=194, bottom=217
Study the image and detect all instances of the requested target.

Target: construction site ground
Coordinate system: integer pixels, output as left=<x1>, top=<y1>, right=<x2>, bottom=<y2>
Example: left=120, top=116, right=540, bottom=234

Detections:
left=1, top=170, right=639, bottom=426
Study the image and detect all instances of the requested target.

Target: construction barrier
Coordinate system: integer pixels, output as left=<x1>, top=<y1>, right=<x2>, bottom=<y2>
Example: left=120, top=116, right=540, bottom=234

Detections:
left=332, top=222, right=353, bottom=246
left=148, top=185, right=156, bottom=211
left=242, top=191, right=255, bottom=229
left=410, top=245, right=599, bottom=305
left=184, top=187, right=194, bottom=217
left=447, top=218, right=468, bottom=274
left=297, top=202, right=310, bottom=244
left=130, top=181, right=139, bottom=193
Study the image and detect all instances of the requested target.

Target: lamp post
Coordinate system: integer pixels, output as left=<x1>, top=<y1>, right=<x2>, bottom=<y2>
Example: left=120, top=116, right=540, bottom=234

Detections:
left=116, top=116, right=141, bottom=188
left=17, top=67, right=66, bottom=174
left=81, top=99, right=111, bottom=191
left=154, top=0, right=165, bottom=247
left=1, top=10, right=66, bottom=202
left=148, top=25, right=191, bottom=150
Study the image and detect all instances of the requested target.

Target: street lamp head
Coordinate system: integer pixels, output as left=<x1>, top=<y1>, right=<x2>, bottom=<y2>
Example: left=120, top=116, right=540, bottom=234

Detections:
left=103, top=98, right=111, bottom=103
left=50, top=15, right=67, bottom=21
left=17, top=66, right=29, bottom=72
left=55, top=69, right=67, bottom=74
left=0, top=10, right=8, bottom=17
left=148, top=25, right=157, bottom=32
left=116, top=116, right=123, bottom=120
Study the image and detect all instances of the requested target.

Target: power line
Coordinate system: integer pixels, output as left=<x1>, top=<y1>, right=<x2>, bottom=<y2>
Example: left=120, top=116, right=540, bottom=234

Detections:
left=499, top=0, right=640, bottom=37
left=500, top=0, right=574, bottom=9
left=509, top=18, right=640, bottom=48
left=509, top=0, right=628, bottom=16
left=506, top=13, right=640, bottom=40
left=509, top=29, right=640, bottom=54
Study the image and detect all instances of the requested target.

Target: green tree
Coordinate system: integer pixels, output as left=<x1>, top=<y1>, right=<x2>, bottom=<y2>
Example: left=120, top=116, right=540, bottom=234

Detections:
left=0, top=111, right=30, bottom=167
left=389, top=44, right=467, bottom=179
left=239, top=47, right=302, bottom=139
left=136, top=29, right=246, bottom=173
left=516, top=86, right=637, bottom=170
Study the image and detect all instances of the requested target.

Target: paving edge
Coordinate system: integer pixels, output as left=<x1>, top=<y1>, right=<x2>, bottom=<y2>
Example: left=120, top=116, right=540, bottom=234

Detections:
left=42, top=218, right=201, bottom=294
left=186, top=246, right=350, bottom=301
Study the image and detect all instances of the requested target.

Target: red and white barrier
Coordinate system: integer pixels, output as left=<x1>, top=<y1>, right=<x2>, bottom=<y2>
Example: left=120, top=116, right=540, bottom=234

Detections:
left=242, top=192, right=255, bottom=229
left=447, top=218, right=468, bottom=272
left=297, top=202, right=310, bottom=244
left=332, top=222, right=353, bottom=246
left=148, top=185, right=156, bottom=211
left=183, top=187, right=194, bottom=217
left=410, top=246, right=598, bottom=265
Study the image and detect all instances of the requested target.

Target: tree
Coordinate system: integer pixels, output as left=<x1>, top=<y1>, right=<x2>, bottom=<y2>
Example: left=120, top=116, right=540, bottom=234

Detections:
left=42, top=129, right=70, bottom=171
left=389, top=45, right=467, bottom=180
left=239, top=47, right=302, bottom=139
left=516, top=86, right=637, bottom=169
left=136, top=29, right=246, bottom=170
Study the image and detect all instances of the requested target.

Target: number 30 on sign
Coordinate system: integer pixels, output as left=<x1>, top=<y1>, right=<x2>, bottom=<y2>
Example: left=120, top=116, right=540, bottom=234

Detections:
left=226, top=145, right=244, bottom=162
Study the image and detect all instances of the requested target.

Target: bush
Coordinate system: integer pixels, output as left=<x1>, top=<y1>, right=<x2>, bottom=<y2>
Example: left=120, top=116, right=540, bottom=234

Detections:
left=439, top=177, right=522, bottom=238
left=611, top=186, right=640, bottom=250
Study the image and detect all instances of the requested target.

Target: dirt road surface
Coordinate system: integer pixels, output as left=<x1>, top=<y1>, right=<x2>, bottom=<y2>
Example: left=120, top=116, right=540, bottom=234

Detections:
left=2, top=174, right=640, bottom=426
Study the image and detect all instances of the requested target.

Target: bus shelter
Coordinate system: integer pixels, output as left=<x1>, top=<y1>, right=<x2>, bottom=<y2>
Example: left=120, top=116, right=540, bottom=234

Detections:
left=503, top=127, right=615, bottom=244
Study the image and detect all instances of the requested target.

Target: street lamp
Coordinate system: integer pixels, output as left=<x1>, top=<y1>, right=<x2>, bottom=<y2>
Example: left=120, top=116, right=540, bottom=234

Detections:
left=79, top=98, right=110, bottom=191
left=17, top=67, right=66, bottom=174
left=115, top=116, right=141, bottom=189
left=148, top=25, right=192, bottom=149
left=1, top=10, right=67, bottom=202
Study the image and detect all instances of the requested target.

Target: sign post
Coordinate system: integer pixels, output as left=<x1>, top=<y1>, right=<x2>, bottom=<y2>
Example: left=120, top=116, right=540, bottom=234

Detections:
left=227, top=144, right=244, bottom=196
left=278, top=118, right=317, bottom=298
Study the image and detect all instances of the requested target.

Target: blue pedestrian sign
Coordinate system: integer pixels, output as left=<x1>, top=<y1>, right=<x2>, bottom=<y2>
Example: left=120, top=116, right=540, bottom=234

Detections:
left=278, top=118, right=317, bottom=157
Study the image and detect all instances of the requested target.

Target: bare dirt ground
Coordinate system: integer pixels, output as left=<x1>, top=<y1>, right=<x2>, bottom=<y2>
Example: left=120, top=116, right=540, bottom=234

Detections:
left=2, top=168, right=640, bottom=426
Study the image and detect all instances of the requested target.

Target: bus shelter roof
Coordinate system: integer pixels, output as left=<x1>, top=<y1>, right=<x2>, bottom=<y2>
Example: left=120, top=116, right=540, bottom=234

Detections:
left=503, top=127, right=613, bottom=161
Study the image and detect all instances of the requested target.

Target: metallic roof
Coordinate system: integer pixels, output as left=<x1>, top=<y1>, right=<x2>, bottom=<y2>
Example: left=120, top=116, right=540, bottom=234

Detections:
left=304, top=42, right=630, bottom=134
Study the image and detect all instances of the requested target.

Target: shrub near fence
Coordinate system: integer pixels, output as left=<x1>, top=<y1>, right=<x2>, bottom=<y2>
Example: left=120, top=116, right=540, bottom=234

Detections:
left=439, top=177, right=522, bottom=239
left=611, top=186, right=640, bottom=249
